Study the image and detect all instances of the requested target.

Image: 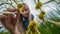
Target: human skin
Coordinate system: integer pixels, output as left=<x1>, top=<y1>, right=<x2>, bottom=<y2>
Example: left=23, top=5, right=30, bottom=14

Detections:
left=0, top=8, right=23, bottom=34
left=0, top=4, right=29, bottom=34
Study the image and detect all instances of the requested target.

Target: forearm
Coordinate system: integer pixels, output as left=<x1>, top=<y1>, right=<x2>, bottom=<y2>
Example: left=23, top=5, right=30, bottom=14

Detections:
left=0, top=15, right=5, bottom=19
left=0, top=16, right=21, bottom=34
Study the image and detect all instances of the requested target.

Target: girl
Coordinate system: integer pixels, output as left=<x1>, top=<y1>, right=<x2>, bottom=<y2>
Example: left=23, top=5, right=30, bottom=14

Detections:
left=0, top=3, right=34, bottom=34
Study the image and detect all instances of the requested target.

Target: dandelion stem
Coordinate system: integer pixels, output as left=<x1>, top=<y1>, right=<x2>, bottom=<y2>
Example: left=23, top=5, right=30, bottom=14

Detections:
left=0, top=11, right=17, bottom=14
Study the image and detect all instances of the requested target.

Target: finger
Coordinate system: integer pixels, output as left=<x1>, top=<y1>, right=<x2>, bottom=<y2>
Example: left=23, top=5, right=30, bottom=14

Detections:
left=7, top=8, right=17, bottom=12
left=0, top=15, right=8, bottom=19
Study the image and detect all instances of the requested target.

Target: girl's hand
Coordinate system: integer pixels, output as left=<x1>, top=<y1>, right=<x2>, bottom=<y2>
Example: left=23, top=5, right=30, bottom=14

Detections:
left=0, top=8, right=21, bottom=34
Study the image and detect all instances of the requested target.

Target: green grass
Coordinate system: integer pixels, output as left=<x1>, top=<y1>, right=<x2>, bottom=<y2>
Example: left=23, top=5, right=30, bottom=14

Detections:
left=0, top=32, right=9, bottom=34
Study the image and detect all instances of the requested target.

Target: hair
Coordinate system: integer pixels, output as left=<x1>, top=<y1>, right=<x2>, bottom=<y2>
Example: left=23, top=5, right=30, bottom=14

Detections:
left=0, top=3, right=32, bottom=34
left=23, top=3, right=31, bottom=23
left=17, top=3, right=31, bottom=24
left=17, top=3, right=31, bottom=32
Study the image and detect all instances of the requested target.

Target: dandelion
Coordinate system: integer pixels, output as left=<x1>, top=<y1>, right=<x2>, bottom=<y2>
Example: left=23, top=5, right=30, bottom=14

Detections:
left=26, top=21, right=41, bottom=34
left=38, top=10, right=45, bottom=20
left=35, top=2, right=42, bottom=10
left=17, top=3, right=24, bottom=13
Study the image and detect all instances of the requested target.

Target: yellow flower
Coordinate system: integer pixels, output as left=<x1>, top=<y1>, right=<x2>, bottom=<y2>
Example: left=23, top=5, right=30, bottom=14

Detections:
left=35, top=2, right=42, bottom=10
left=38, top=10, right=45, bottom=20
left=28, top=21, right=37, bottom=27
left=26, top=21, right=41, bottom=34
left=38, top=14, right=44, bottom=20
left=40, top=10, right=45, bottom=15
left=17, top=3, right=24, bottom=13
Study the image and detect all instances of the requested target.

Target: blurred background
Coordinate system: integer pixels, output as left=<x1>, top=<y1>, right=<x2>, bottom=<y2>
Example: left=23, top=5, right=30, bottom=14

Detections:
left=0, top=0, right=60, bottom=34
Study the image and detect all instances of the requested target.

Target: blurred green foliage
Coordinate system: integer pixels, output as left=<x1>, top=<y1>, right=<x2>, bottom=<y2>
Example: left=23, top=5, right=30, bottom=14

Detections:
left=0, top=32, right=9, bottom=34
